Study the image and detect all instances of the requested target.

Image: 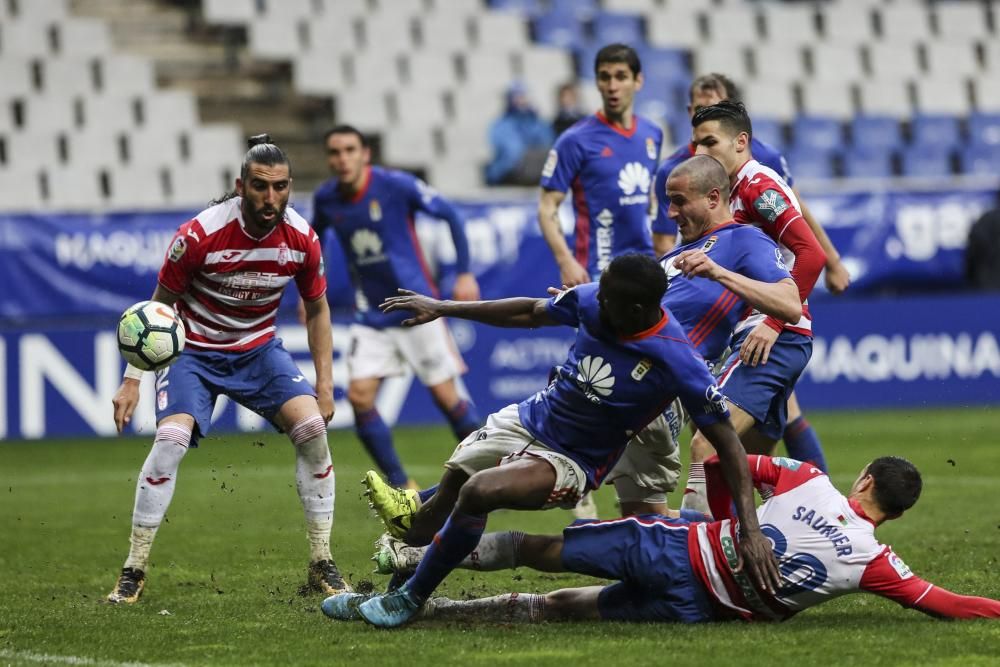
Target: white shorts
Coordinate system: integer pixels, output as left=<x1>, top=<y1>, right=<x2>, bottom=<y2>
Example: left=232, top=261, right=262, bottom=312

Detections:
left=606, top=399, right=686, bottom=504
left=347, top=320, right=467, bottom=387
left=445, top=404, right=588, bottom=510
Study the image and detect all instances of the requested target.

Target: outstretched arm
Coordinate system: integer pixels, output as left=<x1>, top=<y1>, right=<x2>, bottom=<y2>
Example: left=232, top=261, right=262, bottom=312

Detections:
left=381, top=289, right=558, bottom=329
left=861, top=554, right=1000, bottom=620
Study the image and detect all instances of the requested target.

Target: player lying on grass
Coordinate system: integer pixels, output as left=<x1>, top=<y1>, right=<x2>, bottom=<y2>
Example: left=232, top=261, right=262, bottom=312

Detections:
left=358, top=455, right=1000, bottom=624
left=106, top=135, right=349, bottom=603
left=323, top=253, right=781, bottom=627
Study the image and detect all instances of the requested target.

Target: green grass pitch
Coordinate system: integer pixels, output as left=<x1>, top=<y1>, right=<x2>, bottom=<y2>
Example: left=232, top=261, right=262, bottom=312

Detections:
left=1, top=407, right=998, bottom=666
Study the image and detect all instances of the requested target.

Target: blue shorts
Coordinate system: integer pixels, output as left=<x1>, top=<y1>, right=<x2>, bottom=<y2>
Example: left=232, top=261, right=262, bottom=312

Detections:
left=716, top=331, right=812, bottom=441
left=561, top=515, right=715, bottom=623
left=153, top=338, right=315, bottom=445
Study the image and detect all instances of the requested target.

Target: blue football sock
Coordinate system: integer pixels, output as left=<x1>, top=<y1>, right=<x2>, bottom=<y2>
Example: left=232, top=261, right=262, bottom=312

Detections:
left=445, top=399, right=482, bottom=441
left=783, top=416, right=828, bottom=473
left=417, top=484, right=439, bottom=504
left=405, top=509, right=486, bottom=602
left=355, top=408, right=408, bottom=486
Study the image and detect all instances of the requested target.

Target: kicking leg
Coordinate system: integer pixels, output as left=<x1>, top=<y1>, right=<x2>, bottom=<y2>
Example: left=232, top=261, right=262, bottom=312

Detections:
left=276, top=395, right=349, bottom=595
left=108, top=415, right=193, bottom=604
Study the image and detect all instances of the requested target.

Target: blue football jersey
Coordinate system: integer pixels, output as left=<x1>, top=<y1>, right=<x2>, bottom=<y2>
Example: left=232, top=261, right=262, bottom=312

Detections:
left=660, top=222, right=792, bottom=362
left=652, top=138, right=794, bottom=236
left=312, top=166, right=470, bottom=328
left=540, top=112, right=662, bottom=279
left=517, top=283, right=730, bottom=489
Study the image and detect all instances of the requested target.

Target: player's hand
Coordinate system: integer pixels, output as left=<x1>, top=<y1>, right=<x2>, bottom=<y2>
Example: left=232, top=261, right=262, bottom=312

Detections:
left=112, top=378, right=141, bottom=434
left=675, top=249, right=724, bottom=281
left=735, top=530, right=782, bottom=595
left=380, top=289, right=444, bottom=326
left=558, top=257, right=590, bottom=287
left=546, top=284, right=571, bottom=298
left=452, top=272, right=480, bottom=302
left=740, top=322, right=780, bottom=367
left=824, top=260, right=851, bottom=295
left=316, top=385, right=335, bottom=424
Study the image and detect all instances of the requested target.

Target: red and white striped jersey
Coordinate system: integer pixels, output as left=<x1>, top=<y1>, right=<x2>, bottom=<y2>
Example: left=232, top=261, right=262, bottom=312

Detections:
left=689, top=455, right=1000, bottom=622
left=157, top=198, right=326, bottom=352
left=730, top=160, right=825, bottom=337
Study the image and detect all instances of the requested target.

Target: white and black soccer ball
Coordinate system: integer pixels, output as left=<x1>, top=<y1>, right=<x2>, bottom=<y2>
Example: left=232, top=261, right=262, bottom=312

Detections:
left=117, top=301, right=186, bottom=371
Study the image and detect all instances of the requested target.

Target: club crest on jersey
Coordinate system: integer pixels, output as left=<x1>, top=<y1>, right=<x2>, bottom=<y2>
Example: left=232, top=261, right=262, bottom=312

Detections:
left=630, top=357, right=652, bottom=381
left=369, top=199, right=382, bottom=221
left=645, top=137, right=657, bottom=160
left=276, top=242, right=291, bottom=266
left=542, top=149, right=558, bottom=178
left=701, top=235, right=719, bottom=252
left=753, top=189, right=790, bottom=223
left=168, top=236, right=187, bottom=262
left=575, top=355, right=615, bottom=403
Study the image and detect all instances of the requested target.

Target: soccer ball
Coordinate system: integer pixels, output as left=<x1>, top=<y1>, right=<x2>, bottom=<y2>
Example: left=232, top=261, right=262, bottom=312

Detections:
left=117, top=301, right=186, bottom=371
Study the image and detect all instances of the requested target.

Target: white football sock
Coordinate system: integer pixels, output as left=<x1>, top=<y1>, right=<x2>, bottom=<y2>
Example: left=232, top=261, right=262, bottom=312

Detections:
left=426, top=593, right=546, bottom=622
left=290, top=415, right=334, bottom=562
left=394, top=531, right=524, bottom=572
left=125, top=422, right=191, bottom=571
left=680, top=462, right=711, bottom=515
left=571, top=491, right=599, bottom=520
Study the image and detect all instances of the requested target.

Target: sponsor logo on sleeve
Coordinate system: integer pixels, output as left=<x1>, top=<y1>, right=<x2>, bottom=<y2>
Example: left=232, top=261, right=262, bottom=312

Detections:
left=888, top=552, right=913, bottom=580
left=753, top=189, right=790, bottom=223
left=168, top=236, right=187, bottom=262
left=704, top=384, right=728, bottom=415
left=542, top=149, right=558, bottom=178
left=630, top=357, right=653, bottom=381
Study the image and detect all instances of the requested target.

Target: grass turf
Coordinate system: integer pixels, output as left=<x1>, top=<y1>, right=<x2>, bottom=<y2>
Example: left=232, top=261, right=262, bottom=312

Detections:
left=1, top=407, right=998, bottom=666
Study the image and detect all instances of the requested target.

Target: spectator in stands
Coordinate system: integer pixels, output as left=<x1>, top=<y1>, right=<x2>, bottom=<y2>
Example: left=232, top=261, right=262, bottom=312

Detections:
left=966, top=190, right=1000, bottom=290
left=552, top=81, right=586, bottom=137
left=485, top=81, right=555, bottom=186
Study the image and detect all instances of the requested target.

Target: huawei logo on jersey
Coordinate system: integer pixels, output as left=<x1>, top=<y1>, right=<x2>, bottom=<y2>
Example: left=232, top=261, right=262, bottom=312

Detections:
left=350, top=228, right=386, bottom=266
left=575, top=355, right=615, bottom=402
left=617, top=162, right=651, bottom=206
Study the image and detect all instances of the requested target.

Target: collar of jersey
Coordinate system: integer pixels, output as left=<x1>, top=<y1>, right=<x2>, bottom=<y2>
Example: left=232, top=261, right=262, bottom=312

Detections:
left=848, top=497, right=877, bottom=527
left=619, top=308, right=668, bottom=341
left=344, top=166, right=372, bottom=204
left=697, top=220, right=739, bottom=240
left=595, top=111, right=638, bottom=138
left=732, top=159, right=759, bottom=192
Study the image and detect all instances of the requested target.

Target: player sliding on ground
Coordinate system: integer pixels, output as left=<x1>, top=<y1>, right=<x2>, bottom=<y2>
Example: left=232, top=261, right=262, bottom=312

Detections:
left=106, top=135, right=349, bottom=603
left=324, top=253, right=781, bottom=627
left=364, top=456, right=1000, bottom=624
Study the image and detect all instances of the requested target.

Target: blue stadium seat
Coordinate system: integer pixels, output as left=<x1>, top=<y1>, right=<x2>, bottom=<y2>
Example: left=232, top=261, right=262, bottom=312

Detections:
left=785, top=148, right=837, bottom=180
left=592, top=12, right=645, bottom=45
left=899, top=146, right=954, bottom=177
left=850, top=115, right=903, bottom=151
left=532, top=12, right=585, bottom=49
left=751, top=117, right=786, bottom=152
left=636, top=47, right=690, bottom=87
left=967, top=112, right=1000, bottom=147
left=574, top=43, right=603, bottom=79
left=792, top=116, right=844, bottom=152
left=489, top=0, right=545, bottom=15
left=550, top=0, right=600, bottom=20
left=909, top=114, right=962, bottom=149
left=669, top=115, right=692, bottom=147
left=843, top=148, right=895, bottom=178
left=958, top=145, right=1000, bottom=176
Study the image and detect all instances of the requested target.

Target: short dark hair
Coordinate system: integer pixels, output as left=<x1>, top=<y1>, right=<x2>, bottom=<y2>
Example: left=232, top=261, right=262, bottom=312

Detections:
left=603, top=253, right=667, bottom=308
left=669, top=155, right=730, bottom=197
left=594, top=43, right=641, bottom=77
left=324, top=124, right=369, bottom=148
left=691, top=100, right=753, bottom=141
left=241, top=133, right=290, bottom=181
left=689, top=73, right=742, bottom=105
left=868, top=456, right=922, bottom=517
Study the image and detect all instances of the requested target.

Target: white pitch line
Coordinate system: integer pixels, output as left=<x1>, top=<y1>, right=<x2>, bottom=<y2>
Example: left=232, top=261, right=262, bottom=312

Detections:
left=0, top=649, right=186, bottom=667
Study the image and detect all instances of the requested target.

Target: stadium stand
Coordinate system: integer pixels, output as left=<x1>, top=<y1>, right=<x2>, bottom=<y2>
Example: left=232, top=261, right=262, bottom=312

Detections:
left=1, top=0, right=999, bottom=211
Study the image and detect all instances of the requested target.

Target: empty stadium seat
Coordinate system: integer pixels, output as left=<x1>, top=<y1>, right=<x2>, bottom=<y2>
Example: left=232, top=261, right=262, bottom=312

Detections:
left=751, top=44, right=807, bottom=83
left=857, top=79, right=913, bottom=118
left=792, top=116, right=845, bottom=152
left=958, top=145, right=1000, bottom=176
left=785, top=148, right=836, bottom=180
left=647, top=8, right=704, bottom=50
left=799, top=80, right=856, bottom=120
left=851, top=115, right=904, bottom=150
left=704, top=7, right=761, bottom=46
left=418, top=13, right=473, bottom=52
left=405, top=52, right=461, bottom=93
left=472, top=12, right=529, bottom=50
left=389, top=89, right=447, bottom=128
left=743, top=82, right=797, bottom=122
left=913, top=77, right=971, bottom=116
left=0, top=58, right=36, bottom=99
left=809, top=44, right=865, bottom=84
left=0, top=167, right=43, bottom=211
left=909, top=114, right=962, bottom=150
left=294, top=54, right=348, bottom=96
left=842, top=148, right=894, bottom=178
left=382, top=125, right=438, bottom=167
left=934, top=2, right=991, bottom=40
left=899, top=146, right=953, bottom=178
left=820, top=4, right=876, bottom=45
left=923, top=42, right=980, bottom=79
left=489, top=0, right=545, bottom=15
left=693, top=45, right=751, bottom=82
left=867, top=42, right=921, bottom=80
left=591, top=12, right=644, bottom=45
left=44, top=166, right=106, bottom=210
left=967, top=112, right=1000, bottom=147
left=760, top=5, right=818, bottom=44
left=531, top=11, right=584, bottom=50
left=750, top=117, right=785, bottom=152
left=877, top=5, right=932, bottom=42
left=636, top=48, right=689, bottom=87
